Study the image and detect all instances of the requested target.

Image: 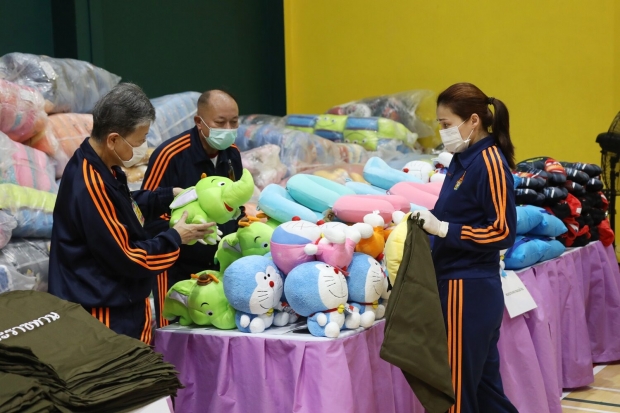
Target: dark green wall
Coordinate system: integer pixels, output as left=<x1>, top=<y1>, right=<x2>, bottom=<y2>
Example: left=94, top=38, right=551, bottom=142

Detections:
left=0, top=0, right=54, bottom=56
left=0, top=0, right=286, bottom=115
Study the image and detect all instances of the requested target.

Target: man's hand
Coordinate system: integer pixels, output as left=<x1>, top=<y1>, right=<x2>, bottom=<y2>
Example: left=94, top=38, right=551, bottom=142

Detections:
left=172, top=187, right=184, bottom=197
left=416, top=210, right=449, bottom=238
left=172, top=211, right=217, bottom=244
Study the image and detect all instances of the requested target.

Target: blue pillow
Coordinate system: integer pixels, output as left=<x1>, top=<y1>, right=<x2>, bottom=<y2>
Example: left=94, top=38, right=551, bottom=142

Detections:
left=528, top=211, right=567, bottom=237
left=530, top=237, right=566, bottom=262
left=345, top=181, right=387, bottom=195
left=504, top=236, right=551, bottom=270
left=516, top=205, right=545, bottom=235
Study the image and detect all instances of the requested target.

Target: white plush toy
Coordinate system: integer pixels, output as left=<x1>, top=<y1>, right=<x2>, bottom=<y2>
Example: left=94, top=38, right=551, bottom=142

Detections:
left=402, top=160, right=435, bottom=183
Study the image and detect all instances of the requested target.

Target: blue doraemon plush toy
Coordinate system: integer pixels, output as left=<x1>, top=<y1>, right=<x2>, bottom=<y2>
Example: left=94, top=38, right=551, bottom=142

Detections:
left=224, top=256, right=284, bottom=333
left=264, top=251, right=300, bottom=326
left=285, top=261, right=361, bottom=338
left=346, top=253, right=388, bottom=328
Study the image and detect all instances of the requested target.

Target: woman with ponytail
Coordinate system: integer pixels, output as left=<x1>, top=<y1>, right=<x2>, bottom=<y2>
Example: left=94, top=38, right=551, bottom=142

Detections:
left=416, top=83, right=518, bottom=413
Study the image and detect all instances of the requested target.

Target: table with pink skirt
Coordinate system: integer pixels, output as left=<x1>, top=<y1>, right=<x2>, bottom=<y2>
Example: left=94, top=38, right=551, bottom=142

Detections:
left=154, top=241, right=620, bottom=413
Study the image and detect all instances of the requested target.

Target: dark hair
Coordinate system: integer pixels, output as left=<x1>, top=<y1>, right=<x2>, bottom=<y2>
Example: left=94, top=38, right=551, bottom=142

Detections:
left=91, top=83, right=155, bottom=142
left=197, top=89, right=238, bottom=110
left=437, top=83, right=515, bottom=169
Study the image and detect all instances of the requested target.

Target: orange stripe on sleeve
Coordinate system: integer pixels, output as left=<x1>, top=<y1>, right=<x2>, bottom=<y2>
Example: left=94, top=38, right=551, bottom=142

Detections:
left=105, top=307, right=110, bottom=328
left=461, top=147, right=509, bottom=242
left=83, top=161, right=179, bottom=270
left=143, top=135, right=191, bottom=190
left=92, top=168, right=179, bottom=263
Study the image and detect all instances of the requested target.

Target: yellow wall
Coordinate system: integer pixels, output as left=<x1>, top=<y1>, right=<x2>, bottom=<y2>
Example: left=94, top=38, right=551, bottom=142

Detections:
left=284, top=0, right=618, bottom=165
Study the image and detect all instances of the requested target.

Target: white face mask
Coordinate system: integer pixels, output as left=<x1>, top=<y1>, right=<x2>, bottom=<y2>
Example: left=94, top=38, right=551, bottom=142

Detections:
left=439, top=119, right=474, bottom=153
left=115, top=136, right=148, bottom=168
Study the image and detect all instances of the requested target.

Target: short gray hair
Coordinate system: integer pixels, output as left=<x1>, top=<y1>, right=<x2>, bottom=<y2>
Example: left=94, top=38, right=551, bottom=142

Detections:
left=91, top=83, right=155, bottom=141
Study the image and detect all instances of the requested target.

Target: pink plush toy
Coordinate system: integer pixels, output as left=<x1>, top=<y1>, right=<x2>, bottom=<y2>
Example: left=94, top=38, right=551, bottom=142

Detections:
left=304, top=225, right=363, bottom=272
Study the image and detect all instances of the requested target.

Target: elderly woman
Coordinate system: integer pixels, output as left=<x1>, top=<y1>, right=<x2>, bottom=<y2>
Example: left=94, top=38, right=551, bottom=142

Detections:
left=49, top=83, right=214, bottom=343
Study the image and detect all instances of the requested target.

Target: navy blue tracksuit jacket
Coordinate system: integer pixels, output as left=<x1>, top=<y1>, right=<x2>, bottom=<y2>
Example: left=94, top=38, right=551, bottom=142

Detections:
left=49, top=139, right=181, bottom=343
left=431, top=136, right=518, bottom=413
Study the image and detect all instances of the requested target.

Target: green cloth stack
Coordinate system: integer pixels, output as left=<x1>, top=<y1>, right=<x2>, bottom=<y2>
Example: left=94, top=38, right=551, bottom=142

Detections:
left=0, top=290, right=182, bottom=413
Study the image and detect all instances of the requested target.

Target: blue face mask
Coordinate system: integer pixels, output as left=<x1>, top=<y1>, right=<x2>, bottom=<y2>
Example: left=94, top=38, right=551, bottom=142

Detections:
left=200, top=118, right=237, bottom=150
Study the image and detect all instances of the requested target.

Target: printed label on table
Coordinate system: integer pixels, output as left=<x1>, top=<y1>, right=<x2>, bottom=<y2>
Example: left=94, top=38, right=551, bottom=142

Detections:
left=501, top=270, right=537, bottom=318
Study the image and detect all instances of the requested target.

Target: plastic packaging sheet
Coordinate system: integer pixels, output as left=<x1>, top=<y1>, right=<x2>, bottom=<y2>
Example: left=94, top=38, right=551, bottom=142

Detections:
left=48, top=113, right=92, bottom=158
left=147, top=91, right=200, bottom=148
left=0, top=52, right=121, bottom=114
left=239, top=114, right=285, bottom=127
left=0, top=184, right=55, bottom=238
left=240, top=144, right=288, bottom=189
left=325, top=89, right=438, bottom=140
left=0, top=131, right=58, bottom=193
left=236, top=124, right=355, bottom=177
left=241, top=113, right=420, bottom=153
left=0, top=78, right=48, bottom=142
left=0, top=211, right=17, bottom=250
left=0, top=238, right=50, bottom=293
left=279, top=163, right=367, bottom=187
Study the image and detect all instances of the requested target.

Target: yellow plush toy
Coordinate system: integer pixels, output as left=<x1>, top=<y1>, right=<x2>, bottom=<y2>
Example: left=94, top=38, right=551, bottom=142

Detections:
left=384, top=211, right=412, bottom=285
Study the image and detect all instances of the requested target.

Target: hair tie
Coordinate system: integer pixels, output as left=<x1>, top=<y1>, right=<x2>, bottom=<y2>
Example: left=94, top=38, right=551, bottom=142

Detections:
left=487, top=97, right=495, bottom=105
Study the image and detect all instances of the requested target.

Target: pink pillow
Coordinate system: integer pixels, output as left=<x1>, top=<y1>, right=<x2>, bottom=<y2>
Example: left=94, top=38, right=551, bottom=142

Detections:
left=333, top=195, right=395, bottom=223
left=388, top=182, right=439, bottom=210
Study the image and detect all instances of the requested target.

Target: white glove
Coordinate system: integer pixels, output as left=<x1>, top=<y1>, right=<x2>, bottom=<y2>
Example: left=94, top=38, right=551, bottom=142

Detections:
left=416, top=210, right=449, bottom=238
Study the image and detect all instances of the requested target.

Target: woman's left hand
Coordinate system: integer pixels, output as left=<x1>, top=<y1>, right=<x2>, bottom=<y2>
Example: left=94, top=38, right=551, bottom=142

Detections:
left=173, top=187, right=184, bottom=197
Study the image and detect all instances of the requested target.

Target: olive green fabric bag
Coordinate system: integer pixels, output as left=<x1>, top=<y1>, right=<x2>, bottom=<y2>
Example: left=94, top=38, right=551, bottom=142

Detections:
left=380, top=215, right=455, bottom=413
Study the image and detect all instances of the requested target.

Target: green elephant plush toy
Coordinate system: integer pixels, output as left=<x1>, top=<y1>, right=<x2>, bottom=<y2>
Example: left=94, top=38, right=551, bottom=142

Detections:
left=215, top=215, right=275, bottom=273
left=162, top=270, right=237, bottom=329
left=169, top=169, right=255, bottom=245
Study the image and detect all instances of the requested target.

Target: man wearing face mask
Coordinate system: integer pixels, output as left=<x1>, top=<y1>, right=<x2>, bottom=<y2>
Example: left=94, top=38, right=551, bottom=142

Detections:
left=142, top=89, right=244, bottom=328
left=49, top=83, right=216, bottom=343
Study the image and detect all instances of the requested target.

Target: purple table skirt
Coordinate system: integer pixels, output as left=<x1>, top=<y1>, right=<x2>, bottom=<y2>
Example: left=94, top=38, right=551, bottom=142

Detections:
left=155, top=242, right=620, bottom=413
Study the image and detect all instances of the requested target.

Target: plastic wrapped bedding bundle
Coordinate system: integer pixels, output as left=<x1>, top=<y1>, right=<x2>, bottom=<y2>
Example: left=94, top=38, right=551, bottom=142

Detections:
left=283, top=114, right=420, bottom=153
left=236, top=124, right=342, bottom=176
left=0, top=184, right=55, bottom=238
left=0, top=78, right=48, bottom=142
left=0, top=211, right=17, bottom=249
left=0, top=264, right=35, bottom=293
left=240, top=144, right=288, bottom=189
left=335, top=142, right=369, bottom=164
left=0, top=52, right=121, bottom=113
left=48, top=113, right=92, bottom=158
left=146, top=91, right=200, bottom=147
left=0, top=132, right=58, bottom=193
left=325, top=89, right=438, bottom=140
left=239, top=114, right=285, bottom=126
left=0, top=238, right=50, bottom=292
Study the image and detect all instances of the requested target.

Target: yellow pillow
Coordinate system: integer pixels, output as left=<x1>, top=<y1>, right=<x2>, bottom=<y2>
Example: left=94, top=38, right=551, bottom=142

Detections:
left=384, top=212, right=412, bottom=285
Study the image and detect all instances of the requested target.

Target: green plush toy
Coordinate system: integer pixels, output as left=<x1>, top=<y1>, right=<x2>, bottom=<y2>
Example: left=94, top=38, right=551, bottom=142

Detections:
left=215, top=216, right=275, bottom=273
left=314, top=114, right=348, bottom=134
left=169, top=168, right=255, bottom=245
left=162, top=270, right=236, bottom=329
